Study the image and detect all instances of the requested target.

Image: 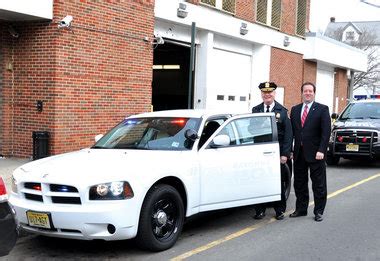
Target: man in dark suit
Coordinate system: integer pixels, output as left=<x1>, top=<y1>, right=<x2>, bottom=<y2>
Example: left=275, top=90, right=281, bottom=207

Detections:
left=252, top=81, right=292, bottom=220
left=289, top=82, right=331, bottom=222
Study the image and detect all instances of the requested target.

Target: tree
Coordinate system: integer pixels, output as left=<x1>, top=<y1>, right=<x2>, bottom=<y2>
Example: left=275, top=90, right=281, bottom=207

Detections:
left=325, top=27, right=380, bottom=95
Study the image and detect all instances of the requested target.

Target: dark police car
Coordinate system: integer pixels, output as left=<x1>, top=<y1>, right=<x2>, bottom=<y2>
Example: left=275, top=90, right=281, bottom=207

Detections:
left=327, top=95, right=380, bottom=165
left=0, top=177, right=18, bottom=256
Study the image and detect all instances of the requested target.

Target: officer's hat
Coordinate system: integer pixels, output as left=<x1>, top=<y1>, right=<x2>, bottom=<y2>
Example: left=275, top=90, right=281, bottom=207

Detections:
left=258, top=81, right=277, bottom=92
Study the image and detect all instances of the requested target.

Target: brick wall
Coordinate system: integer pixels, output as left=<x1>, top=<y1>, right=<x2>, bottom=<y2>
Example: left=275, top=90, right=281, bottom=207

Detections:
left=334, top=69, right=349, bottom=113
left=270, top=47, right=304, bottom=109
left=0, top=1, right=154, bottom=157
left=236, top=0, right=255, bottom=22
left=281, top=0, right=297, bottom=35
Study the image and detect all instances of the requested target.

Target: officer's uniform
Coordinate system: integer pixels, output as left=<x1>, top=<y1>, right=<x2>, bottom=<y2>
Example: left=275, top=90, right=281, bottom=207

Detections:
left=252, top=82, right=293, bottom=219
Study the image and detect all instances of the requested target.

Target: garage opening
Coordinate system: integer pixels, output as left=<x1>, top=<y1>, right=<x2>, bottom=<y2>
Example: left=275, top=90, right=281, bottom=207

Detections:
left=152, top=40, right=193, bottom=111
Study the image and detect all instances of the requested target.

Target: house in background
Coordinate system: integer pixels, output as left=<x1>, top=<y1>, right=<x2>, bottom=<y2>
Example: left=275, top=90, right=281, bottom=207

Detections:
left=325, top=17, right=380, bottom=96
left=0, top=0, right=367, bottom=158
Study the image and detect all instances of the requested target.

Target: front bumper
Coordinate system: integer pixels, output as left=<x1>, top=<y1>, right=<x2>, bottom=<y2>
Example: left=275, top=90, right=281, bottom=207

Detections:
left=327, top=141, right=380, bottom=158
left=9, top=196, right=141, bottom=241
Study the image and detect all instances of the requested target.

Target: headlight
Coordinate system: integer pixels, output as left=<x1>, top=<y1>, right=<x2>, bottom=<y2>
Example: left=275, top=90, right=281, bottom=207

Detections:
left=89, top=181, right=134, bottom=200
left=11, top=176, right=18, bottom=194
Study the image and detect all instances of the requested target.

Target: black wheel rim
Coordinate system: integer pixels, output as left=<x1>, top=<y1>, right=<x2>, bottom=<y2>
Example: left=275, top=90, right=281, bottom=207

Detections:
left=151, top=197, right=178, bottom=241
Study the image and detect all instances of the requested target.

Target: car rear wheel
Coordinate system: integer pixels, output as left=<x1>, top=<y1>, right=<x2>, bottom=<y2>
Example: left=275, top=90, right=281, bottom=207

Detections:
left=282, top=163, right=292, bottom=200
left=326, top=155, right=340, bottom=166
left=136, top=184, right=184, bottom=251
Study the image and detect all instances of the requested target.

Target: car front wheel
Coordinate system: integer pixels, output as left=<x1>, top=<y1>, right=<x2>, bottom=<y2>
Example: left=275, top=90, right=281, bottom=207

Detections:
left=136, top=184, right=184, bottom=251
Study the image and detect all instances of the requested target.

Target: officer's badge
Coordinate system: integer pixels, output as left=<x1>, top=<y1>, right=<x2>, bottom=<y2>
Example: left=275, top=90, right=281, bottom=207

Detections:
left=275, top=113, right=281, bottom=122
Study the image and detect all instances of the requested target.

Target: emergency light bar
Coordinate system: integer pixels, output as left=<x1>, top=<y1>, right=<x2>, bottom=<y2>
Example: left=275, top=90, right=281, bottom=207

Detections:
left=354, top=95, right=380, bottom=100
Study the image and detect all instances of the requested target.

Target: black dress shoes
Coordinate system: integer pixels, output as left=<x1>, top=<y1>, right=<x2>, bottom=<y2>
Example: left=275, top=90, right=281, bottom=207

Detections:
left=289, top=210, right=307, bottom=218
left=253, top=211, right=265, bottom=220
left=275, top=212, right=285, bottom=220
left=314, top=214, right=323, bottom=222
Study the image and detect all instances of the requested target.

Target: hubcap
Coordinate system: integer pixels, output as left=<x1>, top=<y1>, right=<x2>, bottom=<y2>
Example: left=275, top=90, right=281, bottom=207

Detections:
left=151, top=198, right=178, bottom=240
left=155, top=210, right=168, bottom=226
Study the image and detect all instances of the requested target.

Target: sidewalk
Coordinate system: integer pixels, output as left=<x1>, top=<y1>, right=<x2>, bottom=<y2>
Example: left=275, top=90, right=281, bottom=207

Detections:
left=0, top=157, right=30, bottom=191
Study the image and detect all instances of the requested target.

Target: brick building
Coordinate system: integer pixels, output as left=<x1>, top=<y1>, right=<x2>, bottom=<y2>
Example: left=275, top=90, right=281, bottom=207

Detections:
left=0, top=0, right=367, bottom=158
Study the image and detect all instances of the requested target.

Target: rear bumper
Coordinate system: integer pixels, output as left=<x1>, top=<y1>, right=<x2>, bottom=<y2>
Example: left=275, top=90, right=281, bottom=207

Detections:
left=0, top=202, right=18, bottom=256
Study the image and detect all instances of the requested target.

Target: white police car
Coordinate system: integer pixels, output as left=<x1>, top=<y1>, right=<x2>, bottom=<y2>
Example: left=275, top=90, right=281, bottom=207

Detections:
left=9, top=110, right=287, bottom=251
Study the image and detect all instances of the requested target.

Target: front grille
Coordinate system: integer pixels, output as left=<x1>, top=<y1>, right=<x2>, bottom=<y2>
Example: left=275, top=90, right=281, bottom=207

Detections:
left=50, top=184, right=78, bottom=193
left=334, top=130, right=378, bottom=155
left=24, top=193, right=43, bottom=202
left=24, top=182, right=41, bottom=190
left=22, top=182, right=81, bottom=205
left=51, top=196, right=81, bottom=205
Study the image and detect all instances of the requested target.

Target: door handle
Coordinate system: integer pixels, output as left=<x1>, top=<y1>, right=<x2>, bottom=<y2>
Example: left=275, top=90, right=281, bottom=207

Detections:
left=263, top=151, right=275, bottom=155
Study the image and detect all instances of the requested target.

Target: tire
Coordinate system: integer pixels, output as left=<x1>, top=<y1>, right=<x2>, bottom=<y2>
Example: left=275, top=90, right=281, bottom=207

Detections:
left=326, top=155, right=340, bottom=166
left=282, top=163, right=292, bottom=200
left=136, top=184, right=184, bottom=251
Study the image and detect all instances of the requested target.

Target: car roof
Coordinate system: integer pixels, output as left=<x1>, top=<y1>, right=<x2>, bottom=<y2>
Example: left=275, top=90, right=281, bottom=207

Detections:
left=126, top=109, right=235, bottom=119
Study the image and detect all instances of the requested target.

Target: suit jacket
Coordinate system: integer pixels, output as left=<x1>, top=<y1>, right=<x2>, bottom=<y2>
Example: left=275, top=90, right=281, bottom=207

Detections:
left=290, top=102, right=331, bottom=162
left=252, top=101, right=293, bottom=157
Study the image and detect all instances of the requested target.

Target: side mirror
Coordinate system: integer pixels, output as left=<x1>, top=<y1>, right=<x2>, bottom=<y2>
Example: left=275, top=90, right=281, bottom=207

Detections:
left=94, top=134, right=104, bottom=142
left=210, top=134, right=230, bottom=148
left=331, top=113, right=339, bottom=120
left=184, top=129, right=198, bottom=141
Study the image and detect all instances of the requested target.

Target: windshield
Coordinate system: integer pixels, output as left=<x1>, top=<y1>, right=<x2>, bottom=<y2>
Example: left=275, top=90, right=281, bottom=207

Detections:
left=92, top=117, right=201, bottom=150
left=340, top=102, right=380, bottom=120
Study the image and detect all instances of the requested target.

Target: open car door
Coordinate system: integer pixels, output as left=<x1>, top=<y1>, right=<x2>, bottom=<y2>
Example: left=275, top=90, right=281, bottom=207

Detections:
left=198, top=113, right=281, bottom=211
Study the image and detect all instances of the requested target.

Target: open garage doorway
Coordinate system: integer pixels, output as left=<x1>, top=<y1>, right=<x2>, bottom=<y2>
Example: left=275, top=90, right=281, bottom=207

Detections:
left=152, top=40, right=193, bottom=111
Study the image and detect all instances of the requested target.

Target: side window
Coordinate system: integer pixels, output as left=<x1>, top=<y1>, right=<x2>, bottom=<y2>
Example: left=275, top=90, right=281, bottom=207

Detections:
left=207, top=116, right=273, bottom=148
left=198, top=118, right=228, bottom=148
left=240, top=116, right=273, bottom=144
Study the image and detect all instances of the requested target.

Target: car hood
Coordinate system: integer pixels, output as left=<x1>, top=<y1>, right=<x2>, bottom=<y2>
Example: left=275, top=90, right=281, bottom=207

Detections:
left=333, top=119, right=380, bottom=130
left=14, top=149, right=188, bottom=185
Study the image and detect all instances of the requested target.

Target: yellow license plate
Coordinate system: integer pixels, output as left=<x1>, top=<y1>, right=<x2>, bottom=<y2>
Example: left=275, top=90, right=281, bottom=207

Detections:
left=346, top=144, right=359, bottom=152
left=26, top=211, right=51, bottom=229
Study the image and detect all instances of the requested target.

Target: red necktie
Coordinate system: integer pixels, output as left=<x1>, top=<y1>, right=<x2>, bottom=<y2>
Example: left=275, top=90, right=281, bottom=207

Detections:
left=301, top=105, right=308, bottom=127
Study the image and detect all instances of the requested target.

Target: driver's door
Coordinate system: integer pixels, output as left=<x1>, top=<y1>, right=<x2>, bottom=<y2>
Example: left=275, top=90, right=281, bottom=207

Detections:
left=198, top=114, right=281, bottom=211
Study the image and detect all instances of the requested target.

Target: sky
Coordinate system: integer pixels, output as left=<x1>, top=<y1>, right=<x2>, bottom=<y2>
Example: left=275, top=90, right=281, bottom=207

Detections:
left=309, top=0, right=380, bottom=33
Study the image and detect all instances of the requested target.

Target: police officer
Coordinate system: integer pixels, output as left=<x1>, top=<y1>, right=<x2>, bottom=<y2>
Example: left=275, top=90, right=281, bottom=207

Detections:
left=252, top=81, right=293, bottom=220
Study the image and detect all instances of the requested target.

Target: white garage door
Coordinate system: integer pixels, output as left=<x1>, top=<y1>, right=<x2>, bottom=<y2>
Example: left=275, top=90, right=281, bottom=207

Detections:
left=316, top=68, right=334, bottom=115
left=208, top=48, right=252, bottom=113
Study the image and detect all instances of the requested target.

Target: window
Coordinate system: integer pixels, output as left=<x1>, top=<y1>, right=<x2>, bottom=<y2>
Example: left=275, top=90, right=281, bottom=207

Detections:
left=345, top=31, right=355, bottom=41
left=296, top=0, right=307, bottom=36
left=256, top=0, right=282, bottom=29
left=211, top=116, right=273, bottom=148
left=201, top=0, right=236, bottom=13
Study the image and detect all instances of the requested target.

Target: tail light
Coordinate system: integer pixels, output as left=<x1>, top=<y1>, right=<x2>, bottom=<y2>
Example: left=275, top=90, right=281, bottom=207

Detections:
left=337, top=136, right=343, bottom=142
left=0, top=177, right=7, bottom=195
left=362, top=137, right=368, bottom=143
left=0, top=177, right=8, bottom=202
